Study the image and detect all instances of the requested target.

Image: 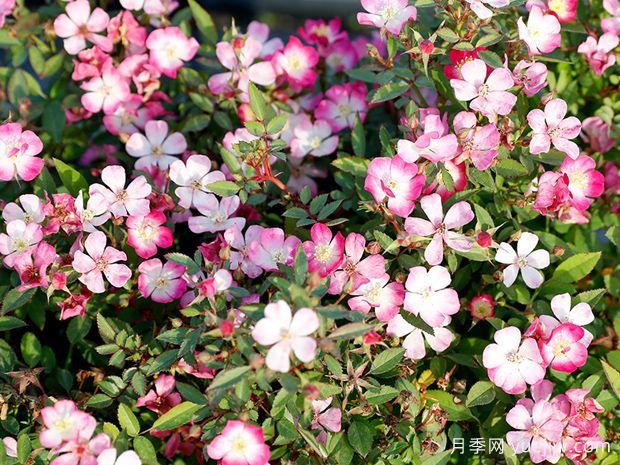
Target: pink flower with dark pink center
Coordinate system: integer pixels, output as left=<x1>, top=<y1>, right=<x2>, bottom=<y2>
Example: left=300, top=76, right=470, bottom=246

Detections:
left=13, top=241, right=56, bottom=291
left=348, top=274, right=404, bottom=321
left=315, top=82, right=368, bottom=132
left=565, top=389, right=604, bottom=432
left=272, top=37, right=319, bottom=90
left=581, top=116, right=616, bottom=153
left=247, top=227, right=301, bottom=272
left=403, top=265, right=460, bottom=327
left=57, top=289, right=92, bottom=320
left=0, top=220, right=43, bottom=267
left=136, top=374, right=181, bottom=414
left=53, top=0, right=112, bottom=54
left=512, top=60, right=548, bottom=96
left=528, top=98, right=582, bottom=160
left=207, top=420, right=270, bottom=465
left=540, top=323, right=588, bottom=372
left=107, top=10, right=146, bottom=55
left=298, top=18, right=346, bottom=48
left=71, top=231, right=132, bottom=294
left=404, top=193, right=474, bottom=266
left=127, top=211, right=173, bottom=259
left=357, top=0, right=417, bottom=35
left=328, top=232, right=386, bottom=295
left=483, top=326, right=545, bottom=394
left=0, top=122, right=44, bottom=182
left=146, top=27, right=198, bottom=78
left=518, top=7, right=562, bottom=55
left=386, top=314, right=453, bottom=360
left=224, top=225, right=264, bottom=278
left=364, top=155, right=425, bottom=217
left=138, top=258, right=186, bottom=303
left=578, top=33, right=619, bottom=76
left=302, top=223, right=345, bottom=278
left=324, top=39, right=360, bottom=72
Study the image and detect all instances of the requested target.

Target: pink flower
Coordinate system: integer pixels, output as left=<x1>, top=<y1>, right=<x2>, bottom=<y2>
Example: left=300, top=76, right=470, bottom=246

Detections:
left=102, top=95, right=152, bottom=137
left=357, top=0, right=417, bottom=35
left=565, top=388, right=604, bottom=432
left=252, top=300, right=319, bottom=372
left=72, top=231, right=132, bottom=294
left=247, top=228, right=301, bottom=272
left=126, top=120, right=187, bottom=170
left=42, top=193, right=82, bottom=235
left=136, top=374, right=181, bottom=414
left=327, top=232, right=386, bottom=295
left=207, top=420, right=270, bottom=465
left=298, top=18, right=346, bottom=48
left=528, top=98, right=582, bottom=160
left=423, top=159, right=467, bottom=200
left=483, top=326, right=545, bottom=394
left=559, top=155, right=605, bottom=210
left=57, top=289, right=92, bottom=320
left=540, top=323, right=588, bottom=372
left=0, top=220, right=43, bottom=267
left=386, top=314, right=453, bottom=360
left=397, top=115, right=458, bottom=164
left=404, top=193, right=474, bottom=265
left=51, top=423, right=111, bottom=465
left=107, top=10, right=146, bottom=55
left=302, top=223, right=345, bottom=278
left=0, top=122, right=44, bottom=182
left=80, top=63, right=131, bottom=114
left=518, top=7, right=562, bottom=55
left=453, top=112, right=500, bottom=170
left=506, top=399, right=564, bottom=463
left=311, top=397, right=342, bottom=443
left=225, top=225, right=264, bottom=278
left=495, top=232, right=550, bottom=288
left=89, top=166, right=151, bottom=218
left=290, top=120, right=339, bottom=158
left=13, top=242, right=56, bottom=291
left=539, top=293, right=594, bottom=346
left=324, top=39, right=360, bottom=72
left=39, top=400, right=91, bottom=448
left=53, top=0, right=112, bottom=54
left=127, top=211, right=173, bottom=259
left=272, top=37, right=319, bottom=90
left=581, top=116, right=616, bottom=153
left=465, top=0, right=509, bottom=19
left=403, top=265, right=459, bottom=327
left=348, top=274, right=405, bottom=321
left=0, top=0, right=15, bottom=28
left=315, top=82, right=368, bottom=132
left=364, top=155, right=425, bottom=217
left=198, top=269, right=232, bottom=298
left=527, top=0, right=578, bottom=23
left=75, top=191, right=110, bottom=233
left=96, top=449, right=141, bottom=465
left=208, top=37, right=276, bottom=96
left=531, top=171, right=570, bottom=217
left=137, top=258, right=186, bottom=303
left=1, top=437, right=16, bottom=458
left=578, top=33, right=619, bottom=76
left=512, top=60, right=548, bottom=96
left=146, top=27, right=199, bottom=78
left=3, top=194, right=45, bottom=225
left=602, top=0, right=620, bottom=34
left=450, top=60, right=517, bottom=117
left=188, top=195, right=245, bottom=234
left=469, top=294, right=495, bottom=320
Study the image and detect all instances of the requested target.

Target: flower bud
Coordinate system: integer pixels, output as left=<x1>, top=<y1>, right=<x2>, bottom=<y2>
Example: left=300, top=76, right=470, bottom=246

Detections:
left=551, top=245, right=565, bottom=257
left=367, top=241, right=381, bottom=254
left=363, top=331, right=382, bottom=345
left=476, top=231, right=492, bottom=248
left=220, top=320, right=234, bottom=336
left=420, top=39, right=434, bottom=55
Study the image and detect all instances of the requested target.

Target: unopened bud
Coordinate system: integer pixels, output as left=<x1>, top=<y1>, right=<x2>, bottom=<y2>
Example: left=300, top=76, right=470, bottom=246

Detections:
left=552, top=246, right=565, bottom=257
left=420, top=39, right=434, bottom=55
left=476, top=231, right=492, bottom=248
left=367, top=241, right=381, bottom=254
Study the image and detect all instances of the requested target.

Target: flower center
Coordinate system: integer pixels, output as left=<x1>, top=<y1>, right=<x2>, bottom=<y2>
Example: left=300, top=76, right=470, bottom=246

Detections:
left=548, top=127, right=561, bottom=138
left=155, top=277, right=167, bottom=288
left=12, top=238, right=28, bottom=251
left=310, top=136, right=323, bottom=150
left=314, top=244, right=332, bottom=264
left=479, top=84, right=489, bottom=96
left=569, top=172, right=588, bottom=190
left=231, top=437, right=247, bottom=454
left=338, top=103, right=351, bottom=117
left=271, top=249, right=285, bottom=264
left=517, top=256, right=529, bottom=268
left=96, top=258, right=108, bottom=271
left=506, top=351, right=523, bottom=363
left=366, top=283, right=382, bottom=302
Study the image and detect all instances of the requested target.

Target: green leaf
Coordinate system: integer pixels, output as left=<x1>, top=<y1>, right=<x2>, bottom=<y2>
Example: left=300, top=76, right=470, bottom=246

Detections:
left=96, top=313, right=117, bottom=342
left=400, top=311, right=435, bottom=336
left=86, top=394, right=113, bottom=409
left=1, top=288, right=36, bottom=314
left=465, top=381, right=496, bottom=407
left=478, top=50, right=503, bottom=68
left=20, top=332, right=42, bottom=367
left=421, top=450, right=453, bottom=465
left=43, top=101, right=65, bottom=142
left=133, top=436, right=159, bottom=465
left=436, top=27, right=460, bottom=43
left=467, top=167, right=495, bottom=191
left=425, top=390, right=474, bottom=420
left=146, top=350, right=179, bottom=376
left=347, top=420, right=374, bottom=457
left=293, top=247, right=308, bottom=286
left=351, top=114, right=365, bottom=157
left=54, top=158, right=88, bottom=197
left=371, top=348, right=405, bottom=374
left=188, top=0, right=217, bottom=43
left=151, top=401, right=202, bottom=431
left=0, top=316, right=26, bottom=331
left=553, top=252, right=601, bottom=283
left=602, top=360, right=620, bottom=403
left=573, top=288, right=606, bottom=307
left=207, top=180, right=241, bottom=197
left=370, top=82, right=409, bottom=104
left=366, top=386, right=400, bottom=405
left=332, top=156, right=369, bottom=177
left=494, top=159, right=528, bottom=178
left=266, top=113, right=288, bottom=134
left=208, top=366, right=251, bottom=391
left=328, top=322, right=375, bottom=340
left=164, top=253, right=200, bottom=275
left=17, top=433, right=32, bottom=464
left=248, top=82, right=266, bottom=120
left=118, top=404, right=140, bottom=437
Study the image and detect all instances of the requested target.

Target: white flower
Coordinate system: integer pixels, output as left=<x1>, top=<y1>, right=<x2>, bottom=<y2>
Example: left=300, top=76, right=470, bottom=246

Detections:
left=495, top=232, right=550, bottom=288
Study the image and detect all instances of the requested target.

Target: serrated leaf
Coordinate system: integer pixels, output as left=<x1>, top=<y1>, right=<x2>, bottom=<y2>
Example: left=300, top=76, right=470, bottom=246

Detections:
left=465, top=381, right=496, bottom=407
left=370, top=82, right=409, bottom=104
left=207, top=180, right=241, bottom=197
left=494, top=159, right=528, bottom=178
left=118, top=404, right=140, bottom=437
left=151, top=401, right=202, bottom=431
left=332, top=156, right=369, bottom=177
left=366, top=386, right=400, bottom=405
left=0, top=316, right=26, bottom=331
left=133, top=436, right=159, bottom=465
left=328, top=322, right=375, bottom=340
left=96, top=313, right=117, bottom=342
left=54, top=158, right=88, bottom=197
left=602, top=360, right=620, bottom=403
left=400, top=311, right=435, bottom=336
left=573, top=288, right=606, bottom=307
left=248, top=82, right=266, bottom=120
left=347, top=420, right=374, bottom=457
left=1, top=287, right=36, bottom=314
left=208, top=366, right=251, bottom=391
left=188, top=0, right=217, bottom=43
left=553, top=252, right=600, bottom=283
left=266, top=113, right=288, bottom=134
left=371, top=348, right=405, bottom=374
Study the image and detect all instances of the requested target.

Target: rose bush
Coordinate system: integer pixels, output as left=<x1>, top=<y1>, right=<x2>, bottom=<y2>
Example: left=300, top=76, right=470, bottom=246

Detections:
left=0, top=0, right=620, bottom=464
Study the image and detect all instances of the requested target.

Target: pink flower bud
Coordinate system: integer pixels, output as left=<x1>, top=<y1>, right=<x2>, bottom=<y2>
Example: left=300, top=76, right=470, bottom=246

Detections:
left=363, top=330, right=383, bottom=345
left=52, top=272, right=67, bottom=290
left=476, top=231, right=493, bottom=248
left=420, top=39, right=434, bottom=54
left=220, top=320, right=234, bottom=336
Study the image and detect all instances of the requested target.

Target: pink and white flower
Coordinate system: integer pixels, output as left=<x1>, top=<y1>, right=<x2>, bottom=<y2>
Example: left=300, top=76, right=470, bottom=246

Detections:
left=71, top=231, right=132, bottom=294
left=170, top=155, right=226, bottom=209
left=96, top=449, right=141, bottom=465
left=53, top=0, right=112, bottom=54
left=302, top=223, right=345, bottom=278
left=527, top=98, right=582, bottom=160
left=465, top=0, right=510, bottom=19
left=450, top=59, right=517, bottom=118
left=482, top=326, right=545, bottom=394
left=538, top=293, right=594, bottom=346
left=126, top=120, right=187, bottom=170
left=247, top=228, right=301, bottom=272
left=578, top=33, right=619, bottom=76
left=80, top=63, right=131, bottom=114
left=135, top=374, right=181, bottom=414
left=127, top=211, right=173, bottom=259
left=453, top=112, right=500, bottom=170
left=13, top=241, right=56, bottom=291
left=0, top=122, right=44, bottom=182
left=512, top=60, right=549, bottom=96
left=89, top=166, right=151, bottom=218
left=356, top=0, right=417, bottom=35
left=314, top=82, right=368, bottom=132
left=495, top=232, right=550, bottom=289
left=386, top=314, right=453, bottom=360
left=146, top=27, right=199, bottom=78
left=206, top=420, right=270, bottom=465
left=581, top=116, right=616, bottom=153
left=102, top=95, right=153, bottom=136
left=75, top=191, right=110, bottom=233
left=540, top=323, right=588, bottom=372
left=364, top=155, right=425, bottom=217
left=252, top=300, right=319, bottom=372
left=290, top=120, right=339, bottom=158
left=0, top=220, right=43, bottom=267
left=39, top=400, right=91, bottom=448
left=348, top=274, right=405, bottom=321
left=311, top=397, right=342, bottom=444
left=396, top=114, right=458, bottom=164
left=518, top=7, right=562, bottom=55
left=51, top=421, right=111, bottom=465
left=198, top=269, right=232, bottom=298
left=404, top=193, right=474, bottom=266
left=188, top=195, right=245, bottom=234
left=138, top=258, right=187, bottom=303
left=272, top=37, right=319, bottom=90
left=559, top=155, right=605, bottom=210
left=602, top=0, right=620, bottom=34
left=469, top=294, right=495, bottom=320
left=403, top=265, right=460, bottom=327
left=225, top=225, right=264, bottom=278
left=3, top=194, right=45, bottom=224
left=1, top=437, right=16, bottom=458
